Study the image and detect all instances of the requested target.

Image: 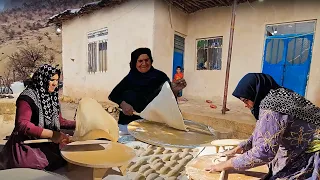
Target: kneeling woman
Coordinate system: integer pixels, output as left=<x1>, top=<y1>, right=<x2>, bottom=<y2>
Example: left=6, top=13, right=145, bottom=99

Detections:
left=0, top=64, right=75, bottom=171
left=206, top=73, right=320, bottom=180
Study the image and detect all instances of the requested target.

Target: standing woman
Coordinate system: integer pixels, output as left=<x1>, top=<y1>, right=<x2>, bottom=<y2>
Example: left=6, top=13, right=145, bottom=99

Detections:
left=108, top=48, right=187, bottom=131
left=0, top=64, right=75, bottom=171
left=206, top=73, right=320, bottom=180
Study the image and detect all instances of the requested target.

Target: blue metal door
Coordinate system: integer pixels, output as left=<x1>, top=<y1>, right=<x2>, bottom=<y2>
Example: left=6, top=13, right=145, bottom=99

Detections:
left=262, top=33, right=314, bottom=96
left=172, top=51, right=184, bottom=78
left=172, top=34, right=185, bottom=96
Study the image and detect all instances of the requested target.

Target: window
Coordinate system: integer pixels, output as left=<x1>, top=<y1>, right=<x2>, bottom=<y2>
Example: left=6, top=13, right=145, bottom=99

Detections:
left=87, top=28, right=108, bottom=73
left=196, top=37, right=222, bottom=70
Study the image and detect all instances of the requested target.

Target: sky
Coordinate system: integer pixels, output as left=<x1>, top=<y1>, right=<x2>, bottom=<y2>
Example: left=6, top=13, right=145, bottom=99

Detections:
left=0, top=0, right=4, bottom=11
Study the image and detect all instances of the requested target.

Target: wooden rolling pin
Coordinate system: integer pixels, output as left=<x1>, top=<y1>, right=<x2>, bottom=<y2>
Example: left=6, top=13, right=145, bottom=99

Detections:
left=23, top=129, right=114, bottom=144
left=118, top=108, right=213, bottom=135
left=218, top=155, right=230, bottom=180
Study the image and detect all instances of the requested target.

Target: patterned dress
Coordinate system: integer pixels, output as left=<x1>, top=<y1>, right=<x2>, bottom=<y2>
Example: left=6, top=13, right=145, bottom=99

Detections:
left=232, top=109, right=320, bottom=180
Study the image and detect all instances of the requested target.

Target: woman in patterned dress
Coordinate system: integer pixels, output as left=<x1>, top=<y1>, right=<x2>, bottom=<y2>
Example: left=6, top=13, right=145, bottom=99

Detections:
left=206, top=73, right=320, bottom=180
left=0, top=64, right=75, bottom=171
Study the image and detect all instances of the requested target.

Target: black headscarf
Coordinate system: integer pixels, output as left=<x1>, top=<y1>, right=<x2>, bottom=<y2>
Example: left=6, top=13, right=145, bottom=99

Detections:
left=18, top=64, right=61, bottom=130
left=109, top=48, right=169, bottom=125
left=232, top=73, right=280, bottom=120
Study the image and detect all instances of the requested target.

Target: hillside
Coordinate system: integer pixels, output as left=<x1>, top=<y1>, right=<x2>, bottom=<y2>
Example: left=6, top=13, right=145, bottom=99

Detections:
left=0, top=0, right=95, bottom=81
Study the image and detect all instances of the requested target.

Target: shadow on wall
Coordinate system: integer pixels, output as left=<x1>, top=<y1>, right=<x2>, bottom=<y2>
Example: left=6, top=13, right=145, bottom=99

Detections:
left=315, top=88, right=320, bottom=107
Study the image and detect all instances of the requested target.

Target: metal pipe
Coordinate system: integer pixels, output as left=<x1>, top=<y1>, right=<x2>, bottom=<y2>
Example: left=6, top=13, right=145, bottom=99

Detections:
left=222, top=0, right=237, bottom=114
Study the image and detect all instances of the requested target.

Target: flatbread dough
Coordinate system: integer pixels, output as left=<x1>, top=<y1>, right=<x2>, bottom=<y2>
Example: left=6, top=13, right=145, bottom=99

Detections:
left=211, top=139, right=245, bottom=147
left=140, top=82, right=187, bottom=131
left=74, top=97, right=119, bottom=142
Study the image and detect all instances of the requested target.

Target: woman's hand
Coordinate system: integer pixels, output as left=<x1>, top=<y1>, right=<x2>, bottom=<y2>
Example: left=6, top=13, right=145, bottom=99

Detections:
left=221, top=146, right=243, bottom=156
left=171, top=79, right=187, bottom=94
left=51, top=131, right=70, bottom=145
left=205, top=159, right=234, bottom=173
left=120, top=101, right=135, bottom=116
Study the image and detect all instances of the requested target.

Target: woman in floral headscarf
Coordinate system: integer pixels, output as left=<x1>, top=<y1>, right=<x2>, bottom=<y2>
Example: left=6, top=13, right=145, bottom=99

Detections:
left=206, top=73, right=320, bottom=180
left=0, top=64, right=75, bottom=171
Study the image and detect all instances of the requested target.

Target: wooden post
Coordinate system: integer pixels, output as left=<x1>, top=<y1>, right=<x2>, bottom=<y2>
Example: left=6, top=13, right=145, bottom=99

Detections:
left=222, top=0, right=237, bottom=114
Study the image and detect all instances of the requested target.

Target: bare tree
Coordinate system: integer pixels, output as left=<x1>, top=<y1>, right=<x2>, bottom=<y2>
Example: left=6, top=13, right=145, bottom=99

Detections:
left=8, top=45, right=51, bottom=81
left=2, top=70, right=13, bottom=87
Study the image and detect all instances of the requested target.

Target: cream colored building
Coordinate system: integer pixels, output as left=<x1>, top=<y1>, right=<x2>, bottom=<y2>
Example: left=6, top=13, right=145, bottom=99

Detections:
left=49, top=0, right=320, bottom=106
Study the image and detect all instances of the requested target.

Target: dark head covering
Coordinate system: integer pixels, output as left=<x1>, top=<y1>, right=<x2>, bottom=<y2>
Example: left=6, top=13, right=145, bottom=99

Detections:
left=18, top=64, right=61, bottom=130
left=130, top=47, right=154, bottom=71
left=232, top=73, right=280, bottom=120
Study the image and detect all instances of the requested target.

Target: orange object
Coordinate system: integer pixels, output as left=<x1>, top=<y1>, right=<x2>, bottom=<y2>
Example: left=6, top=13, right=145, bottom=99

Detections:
left=210, top=104, right=217, bottom=109
left=206, top=100, right=212, bottom=103
left=173, top=72, right=184, bottom=82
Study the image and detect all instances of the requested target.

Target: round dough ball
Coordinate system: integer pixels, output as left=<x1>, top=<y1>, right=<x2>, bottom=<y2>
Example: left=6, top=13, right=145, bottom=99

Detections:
left=170, top=154, right=180, bottom=161
left=182, top=148, right=191, bottom=153
left=149, top=156, right=160, bottom=163
left=166, top=160, right=177, bottom=167
left=152, top=162, right=164, bottom=171
left=172, top=148, right=183, bottom=153
left=161, top=154, right=172, bottom=161
left=147, top=145, right=156, bottom=149
left=154, top=147, right=165, bottom=154
left=138, top=165, right=151, bottom=173
left=146, top=173, right=159, bottom=180
left=167, top=177, right=177, bottom=180
left=129, top=164, right=140, bottom=172
left=151, top=158, right=162, bottom=165
left=163, top=149, right=172, bottom=154
left=179, top=151, right=190, bottom=159
left=127, top=161, right=135, bottom=168
left=143, top=169, right=156, bottom=177
left=141, top=149, right=154, bottom=156
left=154, top=177, right=165, bottom=180
left=159, top=166, right=171, bottom=175
left=192, top=148, right=199, bottom=152
left=185, top=154, right=193, bottom=160
left=167, top=165, right=183, bottom=177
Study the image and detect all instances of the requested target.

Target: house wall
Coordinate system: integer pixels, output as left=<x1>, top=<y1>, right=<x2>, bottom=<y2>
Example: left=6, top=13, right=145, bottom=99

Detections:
left=152, top=0, right=188, bottom=79
left=182, top=0, right=320, bottom=105
left=61, top=0, right=156, bottom=100
left=62, top=0, right=320, bottom=106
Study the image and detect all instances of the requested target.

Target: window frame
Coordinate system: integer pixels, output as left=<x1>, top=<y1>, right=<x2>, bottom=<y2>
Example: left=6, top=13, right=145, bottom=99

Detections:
left=87, top=27, right=108, bottom=73
left=195, top=36, right=223, bottom=71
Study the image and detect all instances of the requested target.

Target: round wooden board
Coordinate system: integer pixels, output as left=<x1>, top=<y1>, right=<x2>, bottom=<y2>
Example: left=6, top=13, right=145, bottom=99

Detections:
left=186, top=155, right=268, bottom=180
left=128, top=119, right=216, bottom=148
left=61, top=140, right=136, bottom=169
left=0, top=168, right=66, bottom=180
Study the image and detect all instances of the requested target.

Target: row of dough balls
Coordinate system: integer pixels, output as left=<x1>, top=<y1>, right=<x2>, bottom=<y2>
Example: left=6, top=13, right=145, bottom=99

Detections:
left=129, top=152, right=194, bottom=179
left=135, top=145, right=197, bottom=157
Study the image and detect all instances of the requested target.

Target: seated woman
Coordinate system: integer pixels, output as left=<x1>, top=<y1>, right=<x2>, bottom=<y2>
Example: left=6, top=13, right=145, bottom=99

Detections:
left=206, top=73, right=320, bottom=179
left=0, top=64, right=75, bottom=171
left=108, top=48, right=186, bottom=131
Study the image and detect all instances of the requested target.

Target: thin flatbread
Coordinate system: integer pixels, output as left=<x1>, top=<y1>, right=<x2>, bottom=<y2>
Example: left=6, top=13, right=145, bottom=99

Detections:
left=74, top=97, right=119, bottom=142
left=140, top=82, right=187, bottom=131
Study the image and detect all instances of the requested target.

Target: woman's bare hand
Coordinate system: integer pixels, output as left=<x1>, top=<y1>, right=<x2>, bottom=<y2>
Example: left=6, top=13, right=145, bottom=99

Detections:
left=120, top=101, right=135, bottom=116
left=51, top=131, right=70, bottom=145
left=171, top=79, right=187, bottom=95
